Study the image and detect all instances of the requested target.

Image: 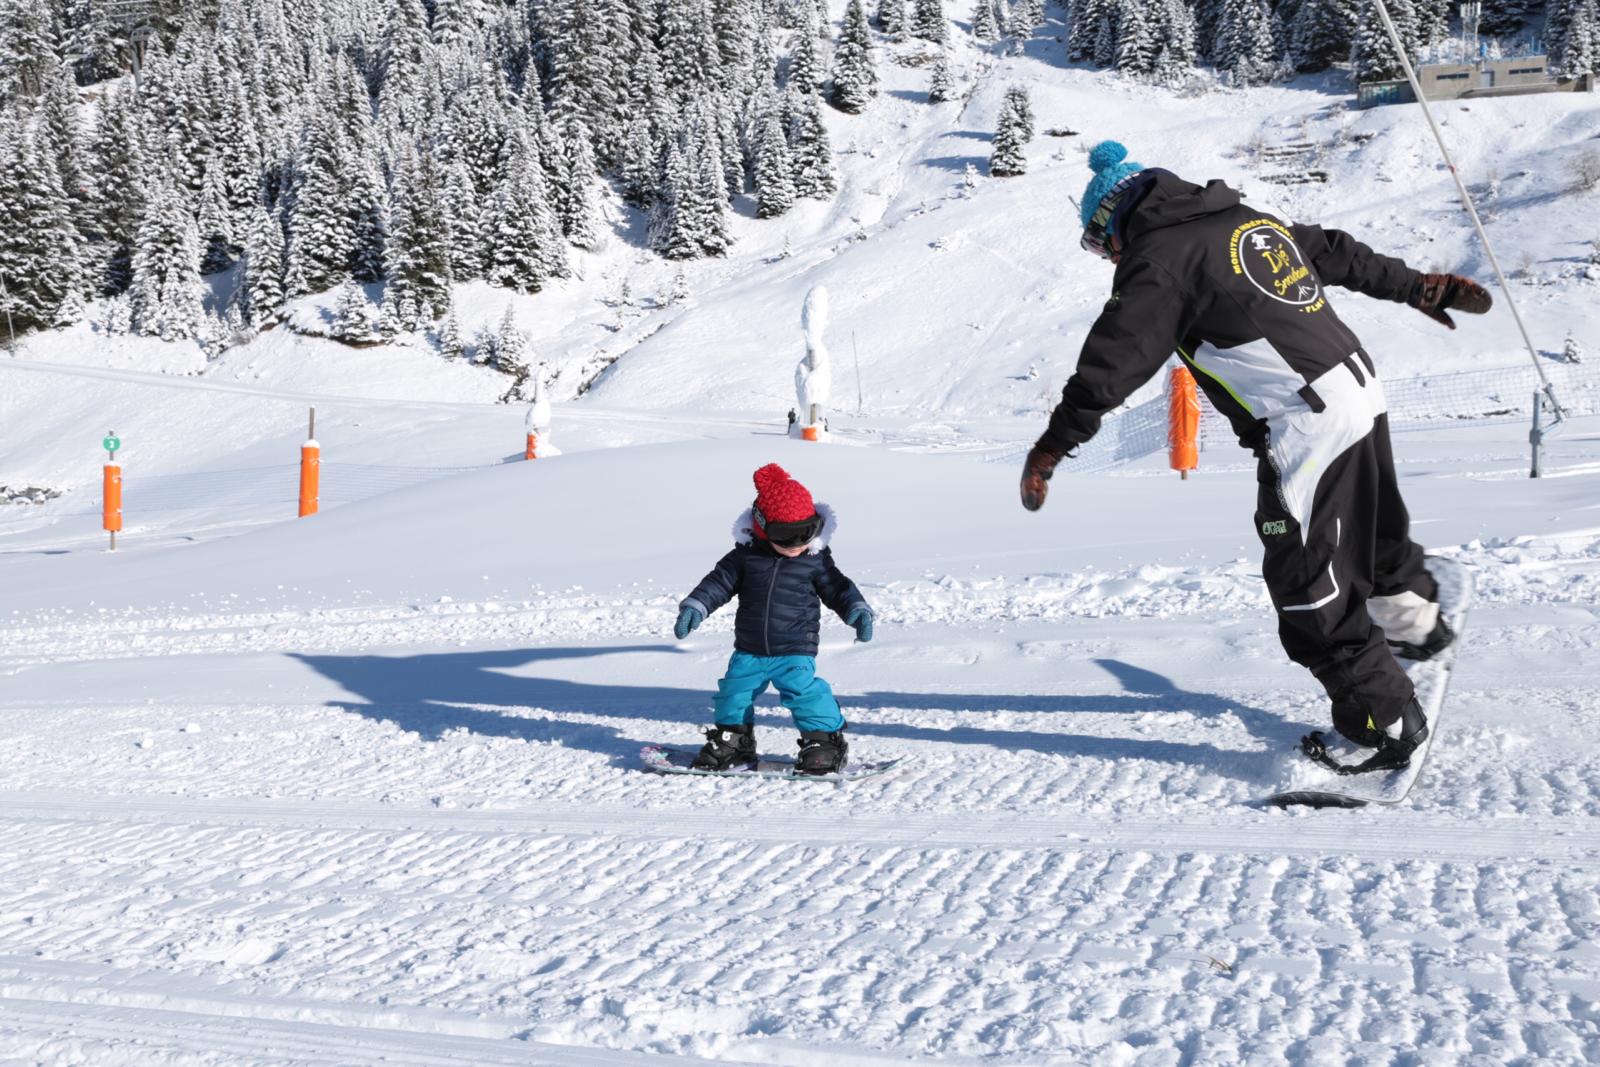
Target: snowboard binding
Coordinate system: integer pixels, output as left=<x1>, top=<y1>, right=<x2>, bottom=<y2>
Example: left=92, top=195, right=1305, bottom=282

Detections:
left=1299, top=731, right=1414, bottom=776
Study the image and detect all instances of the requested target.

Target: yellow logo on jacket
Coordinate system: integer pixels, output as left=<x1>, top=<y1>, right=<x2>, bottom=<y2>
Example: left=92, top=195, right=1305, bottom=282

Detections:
left=1228, top=219, right=1326, bottom=314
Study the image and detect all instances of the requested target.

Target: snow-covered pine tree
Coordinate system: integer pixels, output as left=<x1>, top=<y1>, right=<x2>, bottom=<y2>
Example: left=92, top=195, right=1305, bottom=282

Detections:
left=1552, top=0, right=1600, bottom=76
left=1479, top=0, right=1535, bottom=35
left=913, top=0, right=950, bottom=42
left=786, top=88, right=837, bottom=198
left=1413, top=0, right=1450, bottom=47
left=440, top=158, right=486, bottom=281
left=1216, top=0, right=1288, bottom=85
left=1067, top=0, right=1108, bottom=60
left=493, top=304, right=531, bottom=380
left=973, top=0, right=1001, bottom=41
left=386, top=146, right=454, bottom=321
left=878, top=0, right=908, bottom=34
left=1352, top=0, right=1409, bottom=82
left=660, top=0, right=722, bottom=101
left=1562, top=330, right=1585, bottom=364
left=197, top=160, right=237, bottom=274
left=286, top=112, right=355, bottom=297
left=690, top=106, right=733, bottom=257
left=487, top=130, right=567, bottom=291
left=64, top=0, right=125, bottom=86
left=216, top=61, right=265, bottom=242
left=1291, top=0, right=1355, bottom=72
left=88, top=82, right=148, bottom=295
left=713, top=0, right=754, bottom=74
left=243, top=202, right=287, bottom=325
left=652, top=129, right=703, bottom=259
left=347, top=152, right=389, bottom=284
left=832, top=0, right=878, bottom=112
left=619, top=113, right=659, bottom=207
left=754, top=103, right=798, bottom=217
left=1156, top=0, right=1199, bottom=75
left=989, top=89, right=1028, bottom=175
left=36, top=65, right=92, bottom=239
left=0, top=0, right=57, bottom=99
left=1115, top=0, right=1162, bottom=74
left=438, top=301, right=464, bottom=358
left=560, top=118, right=603, bottom=249
left=128, top=170, right=205, bottom=341
left=332, top=278, right=376, bottom=342
left=100, top=295, right=133, bottom=336
left=788, top=5, right=823, bottom=95
left=381, top=0, right=433, bottom=112
left=1002, top=84, right=1034, bottom=140
left=1093, top=7, right=1117, bottom=66
left=1548, top=0, right=1578, bottom=61
left=550, top=0, right=620, bottom=159
left=0, top=115, right=86, bottom=331
left=434, top=0, right=485, bottom=47
left=928, top=47, right=956, bottom=100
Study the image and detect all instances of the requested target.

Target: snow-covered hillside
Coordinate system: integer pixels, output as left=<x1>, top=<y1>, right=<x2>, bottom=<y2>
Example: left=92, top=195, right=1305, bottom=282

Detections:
left=4, top=2, right=1600, bottom=1063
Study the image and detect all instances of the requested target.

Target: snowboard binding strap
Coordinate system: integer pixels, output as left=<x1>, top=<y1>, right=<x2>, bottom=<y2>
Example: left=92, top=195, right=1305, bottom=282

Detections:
left=1300, top=731, right=1413, bottom=776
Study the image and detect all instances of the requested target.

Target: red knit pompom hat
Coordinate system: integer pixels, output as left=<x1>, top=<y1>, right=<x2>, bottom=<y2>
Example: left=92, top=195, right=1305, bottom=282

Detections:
left=750, top=463, right=816, bottom=540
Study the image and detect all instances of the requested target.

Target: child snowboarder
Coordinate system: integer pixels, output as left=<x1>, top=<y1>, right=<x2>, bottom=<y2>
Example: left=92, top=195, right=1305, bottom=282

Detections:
left=674, top=463, right=874, bottom=775
left=1021, top=140, right=1493, bottom=773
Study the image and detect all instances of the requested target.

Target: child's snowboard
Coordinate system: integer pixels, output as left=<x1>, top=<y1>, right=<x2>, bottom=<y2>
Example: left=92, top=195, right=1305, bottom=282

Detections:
left=1262, top=556, right=1474, bottom=810
left=640, top=744, right=903, bottom=783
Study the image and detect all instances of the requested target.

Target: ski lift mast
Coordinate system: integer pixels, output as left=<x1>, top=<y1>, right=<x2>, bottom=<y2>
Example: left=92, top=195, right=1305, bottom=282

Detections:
left=1371, top=0, right=1566, bottom=477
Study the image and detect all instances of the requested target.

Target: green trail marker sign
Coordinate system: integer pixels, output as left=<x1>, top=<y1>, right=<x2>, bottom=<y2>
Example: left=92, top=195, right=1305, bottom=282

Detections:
left=103, top=432, right=120, bottom=458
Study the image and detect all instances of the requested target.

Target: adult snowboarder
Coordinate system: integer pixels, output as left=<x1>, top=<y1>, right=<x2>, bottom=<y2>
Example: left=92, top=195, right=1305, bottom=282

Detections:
left=1022, top=141, right=1493, bottom=771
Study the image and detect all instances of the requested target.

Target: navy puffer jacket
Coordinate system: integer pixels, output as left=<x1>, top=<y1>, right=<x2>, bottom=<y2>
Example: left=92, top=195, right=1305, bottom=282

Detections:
left=681, top=503, right=869, bottom=658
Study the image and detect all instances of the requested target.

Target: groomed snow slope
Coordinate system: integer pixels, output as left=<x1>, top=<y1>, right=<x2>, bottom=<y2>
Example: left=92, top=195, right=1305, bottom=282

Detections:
left=2, top=422, right=1600, bottom=1063
left=3, top=7, right=1600, bottom=1062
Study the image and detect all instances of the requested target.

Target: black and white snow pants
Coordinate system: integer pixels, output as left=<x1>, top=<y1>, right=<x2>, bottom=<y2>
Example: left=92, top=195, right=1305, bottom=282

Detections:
left=1251, top=355, right=1437, bottom=735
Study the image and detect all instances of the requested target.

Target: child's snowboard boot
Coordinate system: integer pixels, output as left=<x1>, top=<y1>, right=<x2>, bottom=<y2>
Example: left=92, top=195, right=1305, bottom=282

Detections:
left=796, top=729, right=849, bottom=775
left=692, top=723, right=757, bottom=770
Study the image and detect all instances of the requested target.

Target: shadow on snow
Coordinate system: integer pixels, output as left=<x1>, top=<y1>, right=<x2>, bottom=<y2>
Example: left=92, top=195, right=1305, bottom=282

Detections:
left=291, top=645, right=1294, bottom=783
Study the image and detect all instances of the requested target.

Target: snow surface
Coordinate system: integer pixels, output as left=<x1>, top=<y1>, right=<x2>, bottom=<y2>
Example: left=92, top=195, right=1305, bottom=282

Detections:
left=3, top=10, right=1600, bottom=1065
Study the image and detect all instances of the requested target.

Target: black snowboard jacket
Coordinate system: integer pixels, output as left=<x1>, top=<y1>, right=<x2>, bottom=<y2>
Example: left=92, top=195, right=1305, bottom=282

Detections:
left=1039, top=170, right=1423, bottom=456
left=681, top=504, right=869, bottom=659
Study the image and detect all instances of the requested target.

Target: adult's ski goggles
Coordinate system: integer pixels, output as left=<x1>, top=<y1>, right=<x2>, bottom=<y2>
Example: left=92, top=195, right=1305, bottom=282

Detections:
left=753, top=506, right=823, bottom=549
left=1078, top=172, right=1150, bottom=262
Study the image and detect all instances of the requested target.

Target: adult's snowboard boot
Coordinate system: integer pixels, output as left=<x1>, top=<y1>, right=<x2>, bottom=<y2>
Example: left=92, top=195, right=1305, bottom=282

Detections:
left=1312, top=695, right=1429, bottom=774
left=692, top=723, right=757, bottom=770
left=1388, top=615, right=1455, bottom=662
left=1370, top=590, right=1454, bottom=661
left=795, top=729, right=849, bottom=775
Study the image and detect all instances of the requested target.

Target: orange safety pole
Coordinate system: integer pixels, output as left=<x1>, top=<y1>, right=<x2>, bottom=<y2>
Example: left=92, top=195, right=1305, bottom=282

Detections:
left=298, top=406, right=319, bottom=517
left=525, top=431, right=538, bottom=460
left=102, top=463, right=122, bottom=551
left=1167, top=365, right=1200, bottom=479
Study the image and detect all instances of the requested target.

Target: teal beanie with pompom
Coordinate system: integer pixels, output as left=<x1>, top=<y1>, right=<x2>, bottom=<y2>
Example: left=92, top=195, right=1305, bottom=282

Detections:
left=1080, top=140, right=1146, bottom=227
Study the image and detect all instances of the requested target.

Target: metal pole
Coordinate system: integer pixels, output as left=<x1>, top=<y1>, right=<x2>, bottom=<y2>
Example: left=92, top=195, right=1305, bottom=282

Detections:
left=1371, top=0, right=1567, bottom=441
left=308, top=405, right=316, bottom=440
left=851, top=332, right=864, bottom=415
left=1529, top=389, right=1543, bottom=479
left=0, top=275, right=16, bottom=352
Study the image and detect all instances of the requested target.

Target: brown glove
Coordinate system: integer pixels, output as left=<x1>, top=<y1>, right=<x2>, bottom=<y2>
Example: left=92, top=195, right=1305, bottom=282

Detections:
left=1020, top=444, right=1063, bottom=512
left=1407, top=273, right=1493, bottom=330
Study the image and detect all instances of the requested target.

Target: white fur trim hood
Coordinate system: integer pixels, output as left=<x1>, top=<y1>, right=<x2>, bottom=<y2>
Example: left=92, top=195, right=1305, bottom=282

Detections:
left=732, top=501, right=837, bottom=554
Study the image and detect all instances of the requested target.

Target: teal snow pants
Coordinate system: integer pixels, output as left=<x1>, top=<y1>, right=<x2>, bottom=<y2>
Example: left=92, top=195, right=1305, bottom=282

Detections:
left=712, top=652, right=845, bottom=733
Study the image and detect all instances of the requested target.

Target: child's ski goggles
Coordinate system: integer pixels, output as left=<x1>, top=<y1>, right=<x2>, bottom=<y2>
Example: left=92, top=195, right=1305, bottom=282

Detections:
left=753, top=507, right=823, bottom=548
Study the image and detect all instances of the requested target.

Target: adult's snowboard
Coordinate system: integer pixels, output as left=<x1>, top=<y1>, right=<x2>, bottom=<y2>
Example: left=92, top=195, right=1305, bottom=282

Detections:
left=640, top=744, right=903, bottom=784
left=1263, top=556, right=1475, bottom=809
